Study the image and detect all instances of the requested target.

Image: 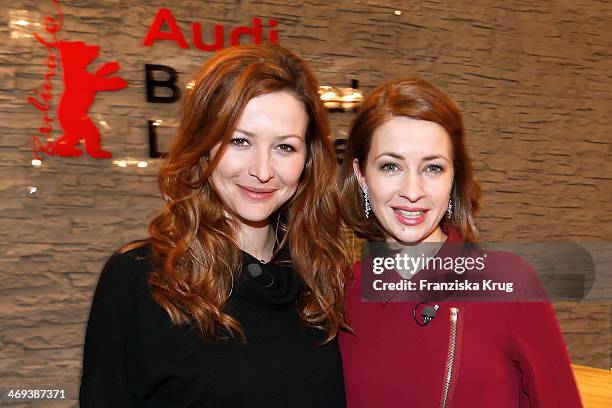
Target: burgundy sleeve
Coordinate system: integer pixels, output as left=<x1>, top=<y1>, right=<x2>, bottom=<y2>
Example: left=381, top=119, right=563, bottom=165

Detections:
left=508, top=256, right=583, bottom=407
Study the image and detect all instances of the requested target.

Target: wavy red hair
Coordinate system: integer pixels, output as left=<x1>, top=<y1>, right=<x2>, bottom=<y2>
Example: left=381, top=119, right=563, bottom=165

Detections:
left=134, top=45, right=351, bottom=342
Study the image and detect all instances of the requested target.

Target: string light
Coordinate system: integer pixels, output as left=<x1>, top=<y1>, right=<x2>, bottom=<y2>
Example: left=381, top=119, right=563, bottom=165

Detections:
left=112, top=159, right=150, bottom=168
left=9, top=10, right=35, bottom=39
left=318, top=85, right=363, bottom=111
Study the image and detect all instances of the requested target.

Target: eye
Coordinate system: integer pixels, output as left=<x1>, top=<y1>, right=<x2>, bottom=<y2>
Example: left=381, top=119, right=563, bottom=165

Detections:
left=276, top=143, right=296, bottom=153
left=380, top=162, right=399, bottom=173
left=424, top=164, right=443, bottom=173
left=230, top=138, right=249, bottom=147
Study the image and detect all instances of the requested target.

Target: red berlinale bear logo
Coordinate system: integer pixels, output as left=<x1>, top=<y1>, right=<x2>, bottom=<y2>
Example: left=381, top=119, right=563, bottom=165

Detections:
left=54, top=41, right=127, bottom=158
left=29, top=0, right=127, bottom=160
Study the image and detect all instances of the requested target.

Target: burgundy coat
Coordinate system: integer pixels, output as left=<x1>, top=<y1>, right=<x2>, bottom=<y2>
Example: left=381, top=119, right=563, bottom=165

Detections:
left=339, top=230, right=582, bottom=407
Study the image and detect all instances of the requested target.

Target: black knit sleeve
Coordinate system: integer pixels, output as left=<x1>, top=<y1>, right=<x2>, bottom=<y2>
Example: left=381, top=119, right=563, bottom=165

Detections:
left=79, top=250, right=141, bottom=407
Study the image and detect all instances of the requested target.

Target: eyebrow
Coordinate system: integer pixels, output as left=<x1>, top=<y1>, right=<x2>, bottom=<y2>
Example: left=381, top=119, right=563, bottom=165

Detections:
left=374, top=152, right=404, bottom=160
left=422, top=154, right=450, bottom=162
left=374, top=152, right=450, bottom=162
left=235, top=128, right=304, bottom=141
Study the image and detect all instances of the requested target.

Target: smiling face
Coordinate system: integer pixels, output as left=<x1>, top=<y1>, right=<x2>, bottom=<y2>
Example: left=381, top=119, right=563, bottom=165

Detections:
left=353, top=116, right=454, bottom=244
left=209, top=91, right=308, bottom=228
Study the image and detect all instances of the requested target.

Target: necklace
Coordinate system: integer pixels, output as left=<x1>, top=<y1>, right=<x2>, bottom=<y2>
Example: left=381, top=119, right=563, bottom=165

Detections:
left=245, top=213, right=281, bottom=263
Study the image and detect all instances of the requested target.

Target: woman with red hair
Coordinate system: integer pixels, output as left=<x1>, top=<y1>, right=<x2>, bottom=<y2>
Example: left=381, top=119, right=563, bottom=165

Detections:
left=80, top=45, right=351, bottom=407
left=338, top=78, right=582, bottom=407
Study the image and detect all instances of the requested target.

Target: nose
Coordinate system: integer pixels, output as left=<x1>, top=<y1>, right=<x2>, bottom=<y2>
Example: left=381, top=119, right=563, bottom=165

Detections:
left=399, top=172, right=425, bottom=203
left=248, top=149, right=274, bottom=183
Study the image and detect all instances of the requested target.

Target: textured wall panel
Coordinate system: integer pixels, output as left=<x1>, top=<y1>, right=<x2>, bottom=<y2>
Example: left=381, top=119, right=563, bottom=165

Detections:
left=1, top=0, right=610, bottom=404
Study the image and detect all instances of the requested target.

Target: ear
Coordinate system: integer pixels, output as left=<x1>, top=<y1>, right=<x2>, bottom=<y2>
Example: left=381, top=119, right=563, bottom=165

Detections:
left=353, top=159, right=366, bottom=192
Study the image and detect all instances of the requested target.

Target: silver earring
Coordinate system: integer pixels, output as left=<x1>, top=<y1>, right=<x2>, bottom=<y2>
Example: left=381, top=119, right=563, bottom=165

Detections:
left=363, top=187, right=371, bottom=219
left=447, top=199, right=453, bottom=219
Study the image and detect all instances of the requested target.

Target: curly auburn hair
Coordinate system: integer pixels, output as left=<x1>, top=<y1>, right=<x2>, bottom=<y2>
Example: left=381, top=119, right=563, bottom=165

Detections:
left=133, top=45, right=351, bottom=342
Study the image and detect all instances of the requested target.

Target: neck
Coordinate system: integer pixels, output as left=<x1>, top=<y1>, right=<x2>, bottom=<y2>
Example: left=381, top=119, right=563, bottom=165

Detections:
left=426, top=227, right=447, bottom=243
left=235, top=220, right=276, bottom=263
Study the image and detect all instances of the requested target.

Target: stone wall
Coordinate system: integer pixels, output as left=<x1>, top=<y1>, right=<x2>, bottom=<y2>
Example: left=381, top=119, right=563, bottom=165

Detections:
left=1, top=0, right=610, bottom=406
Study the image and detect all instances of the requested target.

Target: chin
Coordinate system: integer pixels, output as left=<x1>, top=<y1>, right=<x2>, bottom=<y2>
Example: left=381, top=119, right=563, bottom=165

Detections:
left=393, top=231, right=425, bottom=244
left=234, top=205, right=276, bottom=224
left=387, top=223, right=434, bottom=244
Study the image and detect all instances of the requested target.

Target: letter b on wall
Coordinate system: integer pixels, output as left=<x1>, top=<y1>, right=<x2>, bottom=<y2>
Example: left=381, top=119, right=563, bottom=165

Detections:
left=145, top=64, right=180, bottom=103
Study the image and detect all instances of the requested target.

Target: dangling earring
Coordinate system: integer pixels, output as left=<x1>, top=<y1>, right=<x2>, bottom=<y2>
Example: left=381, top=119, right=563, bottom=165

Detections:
left=447, top=199, right=453, bottom=219
left=363, top=187, right=371, bottom=219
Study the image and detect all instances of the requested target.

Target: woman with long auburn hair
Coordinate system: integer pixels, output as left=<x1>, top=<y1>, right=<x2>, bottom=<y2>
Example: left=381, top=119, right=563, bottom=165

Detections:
left=338, top=78, right=582, bottom=407
left=80, top=44, right=351, bottom=407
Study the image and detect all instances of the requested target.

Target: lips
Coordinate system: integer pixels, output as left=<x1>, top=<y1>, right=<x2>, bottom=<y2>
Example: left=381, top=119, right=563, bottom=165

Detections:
left=237, top=185, right=277, bottom=200
left=396, top=209, right=425, bottom=217
left=392, top=207, right=428, bottom=226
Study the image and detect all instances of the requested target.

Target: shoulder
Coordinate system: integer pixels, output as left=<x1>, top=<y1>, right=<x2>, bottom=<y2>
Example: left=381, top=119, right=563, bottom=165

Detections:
left=466, top=246, right=534, bottom=276
left=86, top=241, right=165, bottom=348
left=114, top=239, right=155, bottom=268
left=345, top=258, right=372, bottom=296
left=347, top=258, right=367, bottom=284
left=473, top=248, right=547, bottom=299
left=98, top=239, right=156, bottom=296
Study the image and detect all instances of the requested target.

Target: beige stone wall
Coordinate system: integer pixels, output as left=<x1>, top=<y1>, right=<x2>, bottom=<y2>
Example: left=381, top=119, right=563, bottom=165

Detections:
left=1, top=0, right=610, bottom=405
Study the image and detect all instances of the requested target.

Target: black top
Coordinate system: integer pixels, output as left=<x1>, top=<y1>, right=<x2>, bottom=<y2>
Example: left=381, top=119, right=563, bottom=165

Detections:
left=80, top=242, right=345, bottom=407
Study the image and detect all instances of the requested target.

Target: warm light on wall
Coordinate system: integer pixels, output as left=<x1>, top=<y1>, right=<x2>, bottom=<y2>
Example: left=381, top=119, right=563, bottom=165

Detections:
left=318, top=85, right=363, bottom=111
left=112, top=159, right=150, bottom=168
left=9, top=9, right=40, bottom=39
